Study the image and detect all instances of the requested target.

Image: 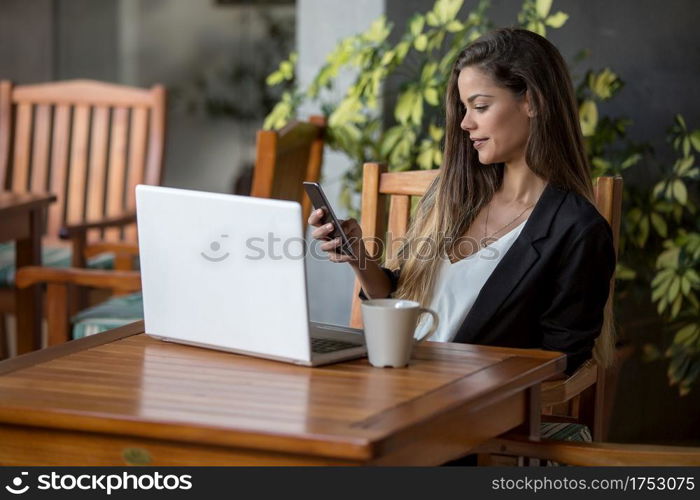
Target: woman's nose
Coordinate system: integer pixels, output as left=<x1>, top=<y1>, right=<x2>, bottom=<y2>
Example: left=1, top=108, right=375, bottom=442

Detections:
left=460, top=112, right=474, bottom=131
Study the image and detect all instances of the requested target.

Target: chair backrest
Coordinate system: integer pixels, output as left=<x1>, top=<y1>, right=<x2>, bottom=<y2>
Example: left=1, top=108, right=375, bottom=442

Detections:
left=251, top=115, right=326, bottom=224
left=0, top=79, right=166, bottom=244
left=349, top=163, right=438, bottom=327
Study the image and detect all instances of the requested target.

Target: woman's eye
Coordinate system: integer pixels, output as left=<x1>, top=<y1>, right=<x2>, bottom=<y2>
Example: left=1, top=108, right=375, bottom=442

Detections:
left=475, top=105, right=488, bottom=112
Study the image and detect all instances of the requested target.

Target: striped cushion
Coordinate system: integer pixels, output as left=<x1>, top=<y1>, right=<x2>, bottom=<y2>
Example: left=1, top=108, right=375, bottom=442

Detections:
left=71, top=292, right=144, bottom=339
left=541, top=422, right=592, bottom=442
left=0, top=242, right=115, bottom=287
left=540, top=422, right=592, bottom=466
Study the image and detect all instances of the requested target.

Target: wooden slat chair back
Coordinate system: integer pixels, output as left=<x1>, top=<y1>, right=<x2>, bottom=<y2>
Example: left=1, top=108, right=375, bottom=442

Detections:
left=0, top=79, right=166, bottom=246
left=349, top=162, right=623, bottom=442
left=251, top=115, right=325, bottom=224
left=0, top=79, right=165, bottom=356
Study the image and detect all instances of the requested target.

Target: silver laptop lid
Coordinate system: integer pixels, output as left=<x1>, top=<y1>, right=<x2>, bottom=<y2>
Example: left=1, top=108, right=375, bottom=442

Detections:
left=136, top=185, right=312, bottom=363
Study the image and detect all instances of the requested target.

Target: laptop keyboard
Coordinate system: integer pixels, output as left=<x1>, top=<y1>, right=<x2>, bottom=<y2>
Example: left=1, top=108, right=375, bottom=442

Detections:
left=310, top=337, right=362, bottom=354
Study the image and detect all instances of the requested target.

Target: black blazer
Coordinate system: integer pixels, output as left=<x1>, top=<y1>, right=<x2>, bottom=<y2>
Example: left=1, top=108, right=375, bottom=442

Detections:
left=362, top=183, right=617, bottom=375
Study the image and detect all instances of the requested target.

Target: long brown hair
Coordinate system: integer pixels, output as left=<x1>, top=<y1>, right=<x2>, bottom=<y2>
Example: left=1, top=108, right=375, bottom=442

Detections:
left=386, top=28, right=613, bottom=366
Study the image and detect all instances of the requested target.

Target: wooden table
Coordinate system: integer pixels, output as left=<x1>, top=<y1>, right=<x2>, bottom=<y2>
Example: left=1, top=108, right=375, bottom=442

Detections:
left=0, top=321, right=565, bottom=465
left=0, top=192, right=56, bottom=355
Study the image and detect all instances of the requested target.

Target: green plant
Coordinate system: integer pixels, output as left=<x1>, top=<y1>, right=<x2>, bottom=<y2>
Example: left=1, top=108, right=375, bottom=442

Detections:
left=264, top=0, right=700, bottom=395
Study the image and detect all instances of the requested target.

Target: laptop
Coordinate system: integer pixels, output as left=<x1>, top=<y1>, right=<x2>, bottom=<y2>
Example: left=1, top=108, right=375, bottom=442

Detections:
left=135, top=185, right=367, bottom=366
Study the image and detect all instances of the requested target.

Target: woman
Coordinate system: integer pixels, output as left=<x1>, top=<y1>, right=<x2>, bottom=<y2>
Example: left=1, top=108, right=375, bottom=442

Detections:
left=310, top=28, right=616, bottom=376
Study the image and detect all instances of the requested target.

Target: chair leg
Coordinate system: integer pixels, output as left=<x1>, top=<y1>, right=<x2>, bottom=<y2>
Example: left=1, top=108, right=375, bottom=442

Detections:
left=46, top=283, right=71, bottom=346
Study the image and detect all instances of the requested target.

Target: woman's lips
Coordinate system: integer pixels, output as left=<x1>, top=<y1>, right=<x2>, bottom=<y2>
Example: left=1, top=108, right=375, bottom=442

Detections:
left=472, top=138, right=488, bottom=150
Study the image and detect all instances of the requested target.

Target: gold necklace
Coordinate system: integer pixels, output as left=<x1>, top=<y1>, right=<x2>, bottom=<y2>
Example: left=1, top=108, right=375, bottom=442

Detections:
left=482, top=202, right=534, bottom=248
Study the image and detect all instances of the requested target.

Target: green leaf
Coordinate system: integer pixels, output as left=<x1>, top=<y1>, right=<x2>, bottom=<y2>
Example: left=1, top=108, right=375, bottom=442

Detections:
left=638, top=216, right=649, bottom=246
left=686, top=269, right=700, bottom=285
left=424, top=87, right=440, bottom=106
left=545, top=11, right=569, bottom=28
left=380, top=50, right=395, bottom=66
left=675, top=155, right=694, bottom=175
left=433, top=0, right=463, bottom=24
left=421, top=62, right=438, bottom=83
left=680, top=276, right=691, bottom=296
left=395, top=89, right=417, bottom=124
left=620, top=153, right=642, bottom=169
left=683, top=137, right=691, bottom=157
left=411, top=92, right=424, bottom=126
left=426, top=11, right=439, bottom=27
left=674, top=324, right=699, bottom=346
left=579, top=100, right=598, bottom=137
left=409, top=14, right=425, bottom=37
left=417, top=144, right=434, bottom=169
left=673, top=180, right=688, bottom=205
left=670, top=293, right=683, bottom=318
left=414, top=34, right=428, bottom=52
left=669, top=354, right=691, bottom=385
left=590, top=68, right=618, bottom=100
left=690, top=130, right=700, bottom=152
left=535, top=0, right=553, bottom=18
left=668, top=276, right=681, bottom=302
left=395, top=41, right=411, bottom=61
left=652, top=182, right=665, bottom=198
left=433, top=149, right=443, bottom=167
left=380, top=126, right=405, bottom=158
left=676, top=114, right=687, bottom=129
left=446, top=20, right=464, bottom=32
left=616, top=263, right=636, bottom=280
left=429, top=124, right=444, bottom=142
left=364, top=16, right=391, bottom=44
left=266, top=72, right=283, bottom=86
left=651, top=268, right=674, bottom=287
left=650, top=212, right=668, bottom=237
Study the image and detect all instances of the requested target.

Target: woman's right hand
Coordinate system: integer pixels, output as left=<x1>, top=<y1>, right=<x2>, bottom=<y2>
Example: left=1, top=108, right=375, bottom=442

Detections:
left=308, top=208, right=365, bottom=265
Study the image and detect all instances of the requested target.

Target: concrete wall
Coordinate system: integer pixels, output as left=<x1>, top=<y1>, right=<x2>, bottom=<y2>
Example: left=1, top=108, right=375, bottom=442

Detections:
left=117, top=0, right=294, bottom=193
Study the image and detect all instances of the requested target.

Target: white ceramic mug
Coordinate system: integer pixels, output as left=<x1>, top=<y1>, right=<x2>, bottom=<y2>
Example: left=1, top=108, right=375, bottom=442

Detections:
left=360, top=298, right=439, bottom=368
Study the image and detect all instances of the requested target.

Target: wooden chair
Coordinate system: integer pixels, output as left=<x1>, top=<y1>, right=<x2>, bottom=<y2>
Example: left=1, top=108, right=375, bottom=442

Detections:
left=1, top=79, right=166, bottom=353
left=349, top=162, right=623, bottom=443
left=13, top=114, right=326, bottom=348
left=251, top=115, right=326, bottom=225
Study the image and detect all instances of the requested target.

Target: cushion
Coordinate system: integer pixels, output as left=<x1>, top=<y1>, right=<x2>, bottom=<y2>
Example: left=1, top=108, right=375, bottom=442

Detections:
left=0, top=242, right=115, bottom=287
left=71, top=292, right=144, bottom=339
left=540, top=422, right=592, bottom=466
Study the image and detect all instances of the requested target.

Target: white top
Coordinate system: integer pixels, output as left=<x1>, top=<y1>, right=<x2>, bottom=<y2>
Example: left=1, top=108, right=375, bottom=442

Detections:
left=415, top=219, right=527, bottom=342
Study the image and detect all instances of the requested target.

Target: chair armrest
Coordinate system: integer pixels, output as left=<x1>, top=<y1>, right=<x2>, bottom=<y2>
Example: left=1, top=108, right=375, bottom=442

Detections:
left=85, top=242, right=140, bottom=259
left=59, top=212, right=136, bottom=239
left=15, top=266, right=141, bottom=293
left=540, top=360, right=598, bottom=407
left=474, top=432, right=700, bottom=466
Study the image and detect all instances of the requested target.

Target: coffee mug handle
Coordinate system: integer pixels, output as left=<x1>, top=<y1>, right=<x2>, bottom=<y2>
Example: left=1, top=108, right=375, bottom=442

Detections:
left=414, top=307, right=439, bottom=343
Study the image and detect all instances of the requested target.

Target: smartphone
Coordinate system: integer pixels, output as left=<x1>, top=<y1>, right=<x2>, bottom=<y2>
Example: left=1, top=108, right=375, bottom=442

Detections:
left=303, top=182, right=356, bottom=258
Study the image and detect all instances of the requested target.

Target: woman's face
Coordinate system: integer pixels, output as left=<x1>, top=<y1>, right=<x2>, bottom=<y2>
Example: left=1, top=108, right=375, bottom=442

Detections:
left=457, top=66, right=532, bottom=166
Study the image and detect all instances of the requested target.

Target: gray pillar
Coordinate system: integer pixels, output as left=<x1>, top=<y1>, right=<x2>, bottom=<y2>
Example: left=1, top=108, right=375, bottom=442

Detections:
left=298, top=0, right=385, bottom=326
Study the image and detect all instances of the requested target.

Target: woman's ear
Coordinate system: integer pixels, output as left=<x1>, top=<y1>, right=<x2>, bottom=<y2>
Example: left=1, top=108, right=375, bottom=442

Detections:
left=524, top=90, right=536, bottom=118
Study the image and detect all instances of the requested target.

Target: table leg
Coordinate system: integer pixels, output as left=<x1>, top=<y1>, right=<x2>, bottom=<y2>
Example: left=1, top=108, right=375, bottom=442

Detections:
left=15, top=208, right=43, bottom=354
left=522, top=382, right=542, bottom=467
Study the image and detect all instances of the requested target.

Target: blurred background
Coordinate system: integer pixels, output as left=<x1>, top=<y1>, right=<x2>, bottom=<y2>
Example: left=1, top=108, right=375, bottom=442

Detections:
left=1, top=0, right=698, bottom=446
